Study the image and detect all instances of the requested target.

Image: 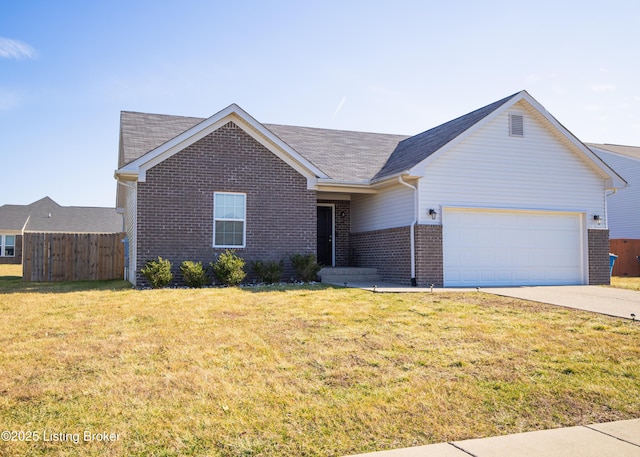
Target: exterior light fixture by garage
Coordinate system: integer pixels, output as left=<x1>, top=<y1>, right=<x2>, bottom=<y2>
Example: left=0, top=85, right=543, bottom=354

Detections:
left=593, top=214, right=602, bottom=225
left=428, top=209, right=437, bottom=220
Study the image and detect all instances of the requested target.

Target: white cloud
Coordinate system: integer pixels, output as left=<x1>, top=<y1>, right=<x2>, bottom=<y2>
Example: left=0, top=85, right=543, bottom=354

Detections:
left=0, top=37, right=37, bottom=60
left=590, top=84, right=616, bottom=92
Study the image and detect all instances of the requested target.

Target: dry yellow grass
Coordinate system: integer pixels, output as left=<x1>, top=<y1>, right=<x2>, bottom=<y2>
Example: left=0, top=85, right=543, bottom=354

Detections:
left=0, top=278, right=638, bottom=456
left=610, top=276, right=640, bottom=291
left=0, top=264, right=21, bottom=278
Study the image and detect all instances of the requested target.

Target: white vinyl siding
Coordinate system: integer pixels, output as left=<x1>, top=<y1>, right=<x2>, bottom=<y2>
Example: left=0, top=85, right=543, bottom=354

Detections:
left=351, top=183, right=414, bottom=232
left=591, top=149, right=640, bottom=239
left=416, top=103, right=608, bottom=227
left=443, top=208, right=585, bottom=287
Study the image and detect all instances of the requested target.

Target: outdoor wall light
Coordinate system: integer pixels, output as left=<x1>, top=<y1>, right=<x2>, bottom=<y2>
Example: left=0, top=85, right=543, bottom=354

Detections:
left=593, top=214, right=602, bottom=225
left=428, top=209, right=438, bottom=220
left=340, top=211, right=346, bottom=218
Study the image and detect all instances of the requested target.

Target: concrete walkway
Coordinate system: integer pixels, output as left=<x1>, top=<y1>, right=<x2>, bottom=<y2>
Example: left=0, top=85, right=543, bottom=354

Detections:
left=345, top=418, right=640, bottom=457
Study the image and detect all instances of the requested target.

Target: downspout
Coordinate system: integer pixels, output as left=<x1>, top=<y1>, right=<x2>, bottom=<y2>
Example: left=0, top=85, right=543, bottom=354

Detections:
left=117, top=179, right=137, bottom=282
left=398, top=176, right=417, bottom=286
left=604, top=188, right=617, bottom=231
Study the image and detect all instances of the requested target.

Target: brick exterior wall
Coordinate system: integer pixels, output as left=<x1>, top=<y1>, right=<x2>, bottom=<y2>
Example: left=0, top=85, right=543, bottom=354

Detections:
left=317, top=199, right=350, bottom=267
left=136, top=122, right=317, bottom=286
left=415, top=224, right=444, bottom=287
left=588, top=229, right=610, bottom=285
left=350, top=226, right=412, bottom=285
left=0, top=234, right=22, bottom=265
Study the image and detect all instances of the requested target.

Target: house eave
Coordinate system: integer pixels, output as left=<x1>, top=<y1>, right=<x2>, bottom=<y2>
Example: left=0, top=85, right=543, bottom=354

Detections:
left=114, top=169, right=138, bottom=181
left=315, top=172, right=421, bottom=194
left=370, top=172, right=420, bottom=188
left=315, top=180, right=378, bottom=194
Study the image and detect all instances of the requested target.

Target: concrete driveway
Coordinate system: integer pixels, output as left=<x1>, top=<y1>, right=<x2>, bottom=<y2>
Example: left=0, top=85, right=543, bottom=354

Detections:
left=482, top=286, right=640, bottom=320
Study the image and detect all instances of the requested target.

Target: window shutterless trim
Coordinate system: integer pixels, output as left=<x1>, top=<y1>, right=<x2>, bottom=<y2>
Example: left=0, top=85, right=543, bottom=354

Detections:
left=213, top=192, right=246, bottom=248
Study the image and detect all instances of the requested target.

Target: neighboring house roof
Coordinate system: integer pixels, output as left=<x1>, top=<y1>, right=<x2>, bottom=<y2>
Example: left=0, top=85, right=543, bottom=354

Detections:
left=116, top=91, right=626, bottom=190
left=0, top=204, right=31, bottom=231
left=587, top=143, right=640, bottom=161
left=0, top=197, right=123, bottom=233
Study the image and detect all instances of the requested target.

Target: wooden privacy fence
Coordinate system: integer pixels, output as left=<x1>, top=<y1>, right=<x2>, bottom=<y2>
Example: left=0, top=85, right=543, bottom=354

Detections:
left=23, top=232, right=125, bottom=282
left=610, top=239, right=640, bottom=277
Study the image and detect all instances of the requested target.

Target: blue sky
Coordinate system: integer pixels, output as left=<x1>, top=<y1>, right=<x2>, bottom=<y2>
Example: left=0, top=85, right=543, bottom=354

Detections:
left=2, top=0, right=639, bottom=207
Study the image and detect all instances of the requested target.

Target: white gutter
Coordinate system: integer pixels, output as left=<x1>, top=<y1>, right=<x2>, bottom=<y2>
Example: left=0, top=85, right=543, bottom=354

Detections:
left=398, top=176, right=417, bottom=286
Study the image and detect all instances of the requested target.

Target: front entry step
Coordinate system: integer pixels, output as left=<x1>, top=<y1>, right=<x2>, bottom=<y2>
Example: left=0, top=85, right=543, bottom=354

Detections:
left=318, top=267, right=382, bottom=285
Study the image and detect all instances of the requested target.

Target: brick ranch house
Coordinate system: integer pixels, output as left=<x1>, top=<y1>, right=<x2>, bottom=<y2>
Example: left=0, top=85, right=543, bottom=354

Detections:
left=115, top=90, right=625, bottom=287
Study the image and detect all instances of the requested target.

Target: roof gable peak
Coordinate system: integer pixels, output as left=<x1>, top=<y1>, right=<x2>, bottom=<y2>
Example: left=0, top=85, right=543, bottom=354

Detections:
left=116, top=103, right=328, bottom=187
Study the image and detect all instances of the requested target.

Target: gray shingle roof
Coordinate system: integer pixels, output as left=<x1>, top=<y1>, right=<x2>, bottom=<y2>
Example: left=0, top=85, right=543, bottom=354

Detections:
left=119, top=111, right=204, bottom=168
left=0, top=197, right=123, bottom=233
left=373, top=93, right=520, bottom=179
left=263, top=124, right=409, bottom=182
left=118, top=92, right=521, bottom=183
left=0, top=205, right=30, bottom=231
left=587, top=143, right=640, bottom=161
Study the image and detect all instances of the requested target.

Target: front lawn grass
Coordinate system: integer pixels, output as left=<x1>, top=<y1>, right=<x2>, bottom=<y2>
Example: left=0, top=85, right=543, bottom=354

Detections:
left=0, top=280, right=638, bottom=456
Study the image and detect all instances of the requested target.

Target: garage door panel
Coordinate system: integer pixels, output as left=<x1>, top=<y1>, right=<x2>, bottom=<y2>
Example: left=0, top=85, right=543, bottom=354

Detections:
left=443, top=209, right=584, bottom=287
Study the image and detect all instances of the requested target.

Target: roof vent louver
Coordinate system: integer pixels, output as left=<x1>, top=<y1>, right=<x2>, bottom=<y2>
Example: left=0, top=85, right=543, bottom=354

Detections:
left=509, top=114, right=524, bottom=137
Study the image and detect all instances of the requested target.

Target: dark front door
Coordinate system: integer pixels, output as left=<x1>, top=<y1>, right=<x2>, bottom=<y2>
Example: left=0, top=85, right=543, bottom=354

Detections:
left=317, top=206, right=333, bottom=266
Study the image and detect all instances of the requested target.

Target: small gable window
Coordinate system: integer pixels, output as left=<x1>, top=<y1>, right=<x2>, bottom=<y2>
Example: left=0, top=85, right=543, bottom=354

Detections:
left=509, top=114, right=524, bottom=137
left=213, top=192, right=246, bottom=248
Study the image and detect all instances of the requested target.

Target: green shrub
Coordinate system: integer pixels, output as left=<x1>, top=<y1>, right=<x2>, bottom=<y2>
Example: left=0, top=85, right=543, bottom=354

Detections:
left=179, top=260, right=209, bottom=288
left=290, top=253, right=321, bottom=282
left=251, top=259, right=284, bottom=284
left=140, top=256, right=173, bottom=288
left=211, top=250, right=246, bottom=286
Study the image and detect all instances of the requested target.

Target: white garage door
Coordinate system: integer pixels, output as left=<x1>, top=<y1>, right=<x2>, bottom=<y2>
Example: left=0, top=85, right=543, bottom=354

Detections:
left=443, top=208, right=585, bottom=287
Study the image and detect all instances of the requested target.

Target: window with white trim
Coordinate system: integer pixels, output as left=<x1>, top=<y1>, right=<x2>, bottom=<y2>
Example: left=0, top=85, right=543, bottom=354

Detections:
left=213, top=192, right=246, bottom=248
left=1, top=235, right=15, bottom=257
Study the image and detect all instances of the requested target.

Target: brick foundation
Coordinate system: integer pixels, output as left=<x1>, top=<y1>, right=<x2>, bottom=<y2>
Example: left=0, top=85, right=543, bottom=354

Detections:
left=588, top=229, right=610, bottom=285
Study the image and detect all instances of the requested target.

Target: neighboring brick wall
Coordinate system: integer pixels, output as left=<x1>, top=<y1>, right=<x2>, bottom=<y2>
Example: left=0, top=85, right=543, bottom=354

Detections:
left=0, top=234, right=22, bottom=265
left=136, top=122, right=316, bottom=286
left=317, top=199, right=350, bottom=267
left=350, top=226, right=412, bottom=285
left=415, top=224, right=443, bottom=287
left=588, top=229, right=610, bottom=285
